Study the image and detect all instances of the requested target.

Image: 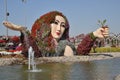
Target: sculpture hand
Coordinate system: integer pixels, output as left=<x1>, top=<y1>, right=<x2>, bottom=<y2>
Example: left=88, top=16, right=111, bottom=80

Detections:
left=93, top=26, right=109, bottom=38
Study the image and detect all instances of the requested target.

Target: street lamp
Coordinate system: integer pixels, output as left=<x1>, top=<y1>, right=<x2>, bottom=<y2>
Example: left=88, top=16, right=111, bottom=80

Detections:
left=4, top=0, right=9, bottom=36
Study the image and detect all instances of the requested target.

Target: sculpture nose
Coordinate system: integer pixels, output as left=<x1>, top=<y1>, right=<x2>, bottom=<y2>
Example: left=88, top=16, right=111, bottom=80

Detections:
left=57, top=24, right=61, bottom=31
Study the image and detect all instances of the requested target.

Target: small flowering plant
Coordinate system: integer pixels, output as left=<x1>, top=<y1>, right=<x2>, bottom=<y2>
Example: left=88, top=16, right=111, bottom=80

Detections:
left=97, top=19, right=108, bottom=28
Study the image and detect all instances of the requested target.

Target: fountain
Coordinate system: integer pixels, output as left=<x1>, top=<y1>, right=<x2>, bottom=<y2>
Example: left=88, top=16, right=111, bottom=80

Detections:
left=27, top=46, right=42, bottom=72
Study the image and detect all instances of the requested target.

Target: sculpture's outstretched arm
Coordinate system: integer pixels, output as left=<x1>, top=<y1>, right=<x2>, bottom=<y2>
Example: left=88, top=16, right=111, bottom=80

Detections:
left=3, top=21, right=26, bottom=32
left=77, top=26, right=109, bottom=55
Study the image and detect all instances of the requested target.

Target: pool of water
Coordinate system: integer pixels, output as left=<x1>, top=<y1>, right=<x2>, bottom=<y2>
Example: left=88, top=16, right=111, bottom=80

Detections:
left=0, top=58, right=120, bottom=80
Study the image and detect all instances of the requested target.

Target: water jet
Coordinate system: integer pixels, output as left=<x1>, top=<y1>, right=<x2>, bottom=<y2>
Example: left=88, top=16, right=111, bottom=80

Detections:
left=27, top=46, right=42, bottom=72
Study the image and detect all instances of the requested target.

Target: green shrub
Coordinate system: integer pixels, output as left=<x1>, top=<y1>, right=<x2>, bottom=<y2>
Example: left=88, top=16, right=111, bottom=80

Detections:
left=90, top=47, right=120, bottom=53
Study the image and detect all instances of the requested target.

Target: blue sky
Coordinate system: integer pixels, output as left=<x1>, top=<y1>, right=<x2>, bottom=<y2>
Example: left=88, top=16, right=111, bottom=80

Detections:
left=0, top=0, right=120, bottom=37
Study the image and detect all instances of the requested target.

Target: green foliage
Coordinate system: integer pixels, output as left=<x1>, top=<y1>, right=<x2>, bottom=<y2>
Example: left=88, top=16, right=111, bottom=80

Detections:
left=97, top=19, right=107, bottom=27
left=91, top=47, right=120, bottom=53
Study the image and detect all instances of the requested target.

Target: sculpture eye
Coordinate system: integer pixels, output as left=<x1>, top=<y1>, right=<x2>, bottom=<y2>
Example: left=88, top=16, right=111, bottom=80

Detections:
left=61, top=24, right=65, bottom=28
left=53, top=21, right=58, bottom=25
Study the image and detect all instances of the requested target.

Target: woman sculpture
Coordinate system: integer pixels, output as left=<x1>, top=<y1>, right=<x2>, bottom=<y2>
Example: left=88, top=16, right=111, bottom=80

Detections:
left=3, top=11, right=109, bottom=57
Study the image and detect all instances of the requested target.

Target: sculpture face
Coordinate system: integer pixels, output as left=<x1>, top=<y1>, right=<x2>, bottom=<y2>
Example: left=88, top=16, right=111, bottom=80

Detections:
left=51, top=15, right=66, bottom=40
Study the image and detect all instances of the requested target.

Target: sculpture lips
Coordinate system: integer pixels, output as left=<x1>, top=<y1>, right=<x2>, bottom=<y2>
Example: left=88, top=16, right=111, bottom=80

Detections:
left=56, top=32, right=60, bottom=35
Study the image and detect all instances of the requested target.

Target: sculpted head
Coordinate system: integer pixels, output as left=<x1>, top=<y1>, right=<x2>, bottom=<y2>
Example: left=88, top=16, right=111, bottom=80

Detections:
left=31, top=11, right=70, bottom=40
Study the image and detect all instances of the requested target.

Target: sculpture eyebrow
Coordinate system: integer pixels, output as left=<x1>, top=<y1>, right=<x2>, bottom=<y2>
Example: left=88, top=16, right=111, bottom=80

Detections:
left=55, top=19, right=65, bottom=24
left=55, top=20, right=59, bottom=23
left=61, top=22, right=65, bottom=25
